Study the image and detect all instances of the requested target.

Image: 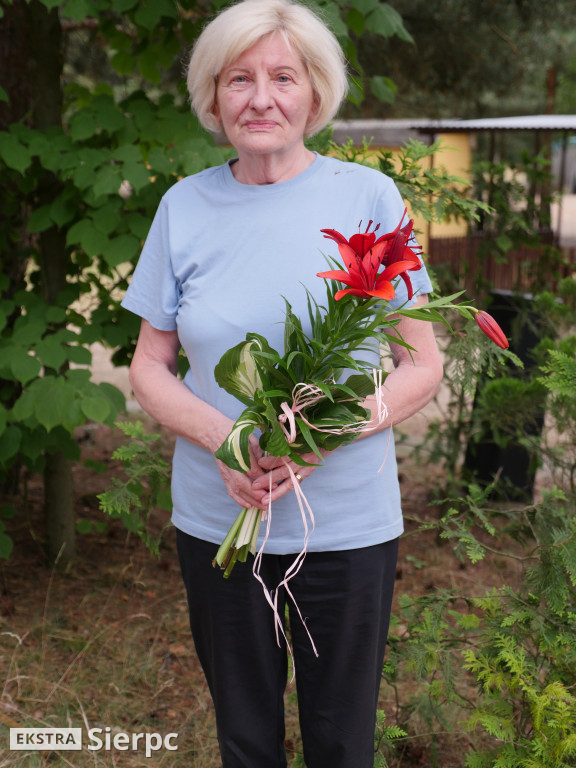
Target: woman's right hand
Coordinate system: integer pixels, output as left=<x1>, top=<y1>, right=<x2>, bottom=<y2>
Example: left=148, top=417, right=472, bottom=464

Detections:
left=215, top=435, right=275, bottom=510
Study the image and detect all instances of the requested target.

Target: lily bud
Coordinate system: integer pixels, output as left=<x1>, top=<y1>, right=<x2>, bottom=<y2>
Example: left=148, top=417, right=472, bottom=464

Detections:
left=474, top=310, right=509, bottom=349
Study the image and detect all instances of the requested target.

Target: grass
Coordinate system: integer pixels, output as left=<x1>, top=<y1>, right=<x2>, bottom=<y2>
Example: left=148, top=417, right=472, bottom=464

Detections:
left=0, top=537, right=219, bottom=766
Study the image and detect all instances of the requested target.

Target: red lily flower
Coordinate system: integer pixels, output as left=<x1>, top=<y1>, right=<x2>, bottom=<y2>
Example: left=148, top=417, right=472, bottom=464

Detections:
left=317, top=214, right=422, bottom=302
left=474, top=310, right=509, bottom=349
left=379, top=216, right=422, bottom=300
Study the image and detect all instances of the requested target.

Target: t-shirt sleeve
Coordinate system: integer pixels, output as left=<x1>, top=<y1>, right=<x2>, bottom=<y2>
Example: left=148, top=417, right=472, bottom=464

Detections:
left=121, top=198, right=180, bottom=331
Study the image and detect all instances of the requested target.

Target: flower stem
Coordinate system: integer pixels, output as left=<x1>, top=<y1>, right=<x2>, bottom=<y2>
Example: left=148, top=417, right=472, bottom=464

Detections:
left=212, top=506, right=263, bottom=578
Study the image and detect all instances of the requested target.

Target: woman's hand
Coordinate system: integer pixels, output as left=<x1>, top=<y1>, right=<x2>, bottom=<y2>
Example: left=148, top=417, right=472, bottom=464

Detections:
left=216, top=435, right=277, bottom=510
left=252, top=450, right=329, bottom=505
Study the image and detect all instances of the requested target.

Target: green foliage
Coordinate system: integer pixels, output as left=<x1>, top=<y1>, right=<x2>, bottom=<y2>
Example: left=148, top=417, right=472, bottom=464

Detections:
left=332, top=137, right=491, bottom=230
left=414, top=149, right=575, bottom=497
left=97, top=420, right=172, bottom=556
left=466, top=153, right=569, bottom=297
left=374, top=709, right=408, bottom=766
left=386, top=342, right=576, bottom=768
left=385, top=154, right=576, bottom=759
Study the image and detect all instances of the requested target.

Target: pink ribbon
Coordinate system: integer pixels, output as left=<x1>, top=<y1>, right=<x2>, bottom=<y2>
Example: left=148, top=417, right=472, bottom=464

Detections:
left=278, top=368, right=387, bottom=444
left=252, top=466, right=318, bottom=679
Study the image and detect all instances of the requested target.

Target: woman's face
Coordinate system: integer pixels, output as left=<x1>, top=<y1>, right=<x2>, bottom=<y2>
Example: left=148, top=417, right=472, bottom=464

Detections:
left=214, top=33, right=317, bottom=162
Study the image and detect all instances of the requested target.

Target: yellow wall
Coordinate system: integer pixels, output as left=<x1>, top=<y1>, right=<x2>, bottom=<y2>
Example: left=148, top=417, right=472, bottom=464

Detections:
left=429, top=133, right=471, bottom=241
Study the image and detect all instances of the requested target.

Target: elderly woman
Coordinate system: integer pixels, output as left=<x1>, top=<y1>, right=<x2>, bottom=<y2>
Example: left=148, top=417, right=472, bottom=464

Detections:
left=122, top=0, right=442, bottom=766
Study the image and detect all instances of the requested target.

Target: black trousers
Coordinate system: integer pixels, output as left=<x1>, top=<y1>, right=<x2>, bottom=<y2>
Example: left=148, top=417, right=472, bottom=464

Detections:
left=176, top=530, right=399, bottom=768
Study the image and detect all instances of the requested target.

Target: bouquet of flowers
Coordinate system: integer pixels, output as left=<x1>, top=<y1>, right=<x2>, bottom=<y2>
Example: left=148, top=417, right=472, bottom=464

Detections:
left=212, top=213, right=508, bottom=577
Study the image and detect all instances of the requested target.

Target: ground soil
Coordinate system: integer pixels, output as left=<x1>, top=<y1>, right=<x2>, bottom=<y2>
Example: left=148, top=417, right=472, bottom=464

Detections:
left=0, top=416, right=522, bottom=767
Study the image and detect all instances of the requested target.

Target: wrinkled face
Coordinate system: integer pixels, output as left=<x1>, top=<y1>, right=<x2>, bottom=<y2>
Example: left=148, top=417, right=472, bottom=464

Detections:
left=213, top=33, right=317, bottom=160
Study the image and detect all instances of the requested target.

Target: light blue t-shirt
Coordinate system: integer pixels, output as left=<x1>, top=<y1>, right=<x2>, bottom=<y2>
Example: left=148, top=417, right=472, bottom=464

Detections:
left=122, top=153, right=433, bottom=554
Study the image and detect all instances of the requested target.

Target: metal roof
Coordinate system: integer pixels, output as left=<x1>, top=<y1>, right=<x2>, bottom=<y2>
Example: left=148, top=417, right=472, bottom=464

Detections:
left=331, top=118, right=435, bottom=146
left=412, top=114, right=576, bottom=134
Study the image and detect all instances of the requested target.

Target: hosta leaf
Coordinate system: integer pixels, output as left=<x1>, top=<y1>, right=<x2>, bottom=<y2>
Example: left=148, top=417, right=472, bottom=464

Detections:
left=215, top=338, right=266, bottom=405
left=214, top=408, right=262, bottom=472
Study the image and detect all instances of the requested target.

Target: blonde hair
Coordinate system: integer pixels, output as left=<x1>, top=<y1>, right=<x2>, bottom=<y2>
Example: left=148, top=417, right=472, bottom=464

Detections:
left=187, top=0, right=348, bottom=137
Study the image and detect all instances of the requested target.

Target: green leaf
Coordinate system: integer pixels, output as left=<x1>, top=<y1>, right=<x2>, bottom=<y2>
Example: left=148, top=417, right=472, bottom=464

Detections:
left=69, top=110, right=97, bottom=141
left=45, top=305, right=67, bottom=324
left=214, top=408, right=263, bottom=472
left=215, top=338, right=266, bottom=405
left=343, top=373, right=377, bottom=399
left=0, top=86, right=8, bottom=103
left=104, top=233, right=140, bottom=267
left=0, top=425, right=22, bottom=463
left=296, top=418, right=323, bottom=460
left=19, top=428, right=47, bottom=461
left=81, top=396, right=111, bottom=423
left=345, top=7, right=365, bottom=36
left=76, top=519, right=94, bottom=534
left=28, top=205, right=54, bottom=234
left=111, top=51, right=137, bottom=75
left=62, top=0, right=96, bottom=21
left=121, top=161, right=151, bottom=192
left=92, top=204, right=121, bottom=236
left=35, top=336, right=67, bottom=371
left=126, top=212, right=151, bottom=239
left=113, top=144, right=141, bottom=164
left=10, top=350, right=42, bottom=385
left=66, top=345, right=92, bottom=365
left=112, top=0, right=139, bottom=10
left=94, top=99, right=125, bottom=134
left=12, top=317, right=47, bottom=345
left=0, top=131, right=31, bottom=173
left=134, top=0, right=178, bottom=30
left=347, top=77, right=364, bottom=108
left=370, top=75, right=397, bottom=104
left=96, top=382, right=126, bottom=415
left=260, top=413, right=292, bottom=458
left=349, top=0, right=379, bottom=13
left=34, top=378, right=75, bottom=432
left=92, top=165, right=123, bottom=198
left=148, top=146, right=173, bottom=175
left=366, top=4, right=414, bottom=43
left=50, top=194, right=76, bottom=227
left=67, top=219, right=109, bottom=257
left=496, top=234, right=514, bottom=252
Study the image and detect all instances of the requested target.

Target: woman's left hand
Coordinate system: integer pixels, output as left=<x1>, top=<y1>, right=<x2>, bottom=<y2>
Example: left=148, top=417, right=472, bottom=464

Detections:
left=252, top=452, right=328, bottom=504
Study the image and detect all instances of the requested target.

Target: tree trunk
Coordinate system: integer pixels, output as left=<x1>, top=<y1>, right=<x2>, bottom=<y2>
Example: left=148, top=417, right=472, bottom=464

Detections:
left=25, top=1, right=76, bottom=566
left=0, top=2, right=33, bottom=495
left=45, top=450, right=76, bottom=564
